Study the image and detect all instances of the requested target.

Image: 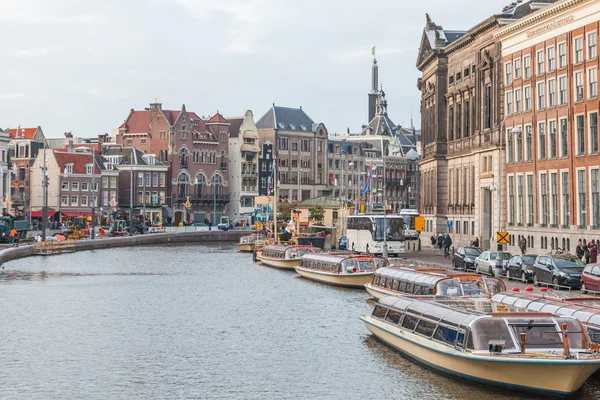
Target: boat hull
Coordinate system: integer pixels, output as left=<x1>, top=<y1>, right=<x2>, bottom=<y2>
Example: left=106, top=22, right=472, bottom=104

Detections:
left=361, top=316, right=600, bottom=395
left=259, top=256, right=301, bottom=270
left=365, top=284, right=397, bottom=299
left=238, top=243, right=255, bottom=252
left=295, top=267, right=372, bottom=289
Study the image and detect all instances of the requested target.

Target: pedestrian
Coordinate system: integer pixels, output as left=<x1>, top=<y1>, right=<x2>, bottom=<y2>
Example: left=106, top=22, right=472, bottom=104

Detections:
left=471, top=237, right=479, bottom=248
left=437, top=233, right=443, bottom=251
left=443, top=234, right=452, bottom=258
left=430, top=234, right=437, bottom=250
left=590, top=240, right=598, bottom=264
left=9, top=227, right=17, bottom=247
left=519, top=236, right=527, bottom=255
left=576, top=239, right=584, bottom=260
left=583, top=239, right=590, bottom=264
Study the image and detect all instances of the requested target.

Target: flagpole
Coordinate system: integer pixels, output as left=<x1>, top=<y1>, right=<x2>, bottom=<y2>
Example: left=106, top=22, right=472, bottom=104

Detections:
left=273, top=156, right=278, bottom=243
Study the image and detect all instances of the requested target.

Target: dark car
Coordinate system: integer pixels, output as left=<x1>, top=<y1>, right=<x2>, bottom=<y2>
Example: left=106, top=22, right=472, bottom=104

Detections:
left=507, top=254, right=538, bottom=283
left=452, top=247, right=481, bottom=271
left=532, top=254, right=584, bottom=289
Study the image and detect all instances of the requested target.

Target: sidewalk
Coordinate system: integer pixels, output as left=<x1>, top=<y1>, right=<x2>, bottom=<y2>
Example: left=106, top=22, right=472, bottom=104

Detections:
left=400, top=247, right=452, bottom=267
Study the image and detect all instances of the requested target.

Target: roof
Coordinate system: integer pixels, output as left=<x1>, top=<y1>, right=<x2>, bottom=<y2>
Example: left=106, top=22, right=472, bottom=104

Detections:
left=54, top=151, right=102, bottom=174
left=227, top=116, right=244, bottom=138
left=119, top=105, right=203, bottom=132
left=207, top=112, right=229, bottom=124
left=7, top=127, right=39, bottom=140
left=297, top=196, right=345, bottom=208
left=102, top=146, right=166, bottom=166
left=327, top=139, right=363, bottom=156
left=256, top=105, right=316, bottom=132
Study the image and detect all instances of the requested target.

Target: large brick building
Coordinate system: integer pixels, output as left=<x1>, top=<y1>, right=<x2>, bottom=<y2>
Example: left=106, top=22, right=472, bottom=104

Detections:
left=497, top=0, right=599, bottom=253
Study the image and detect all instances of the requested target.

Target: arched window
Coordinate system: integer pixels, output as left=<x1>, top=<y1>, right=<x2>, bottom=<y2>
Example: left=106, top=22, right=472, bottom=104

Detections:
left=177, top=172, right=190, bottom=197
left=202, top=152, right=207, bottom=164
left=211, top=174, right=224, bottom=196
left=194, top=173, right=207, bottom=197
left=179, top=148, right=189, bottom=167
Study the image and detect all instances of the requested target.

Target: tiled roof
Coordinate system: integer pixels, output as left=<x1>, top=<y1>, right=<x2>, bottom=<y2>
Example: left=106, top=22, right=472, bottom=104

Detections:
left=256, top=105, right=316, bottom=132
left=102, top=146, right=166, bottom=166
left=54, top=151, right=102, bottom=174
left=207, top=112, right=229, bottom=124
left=327, top=139, right=363, bottom=156
left=120, top=107, right=203, bottom=132
left=226, top=116, right=244, bottom=138
left=7, top=127, right=38, bottom=140
left=506, top=0, right=558, bottom=19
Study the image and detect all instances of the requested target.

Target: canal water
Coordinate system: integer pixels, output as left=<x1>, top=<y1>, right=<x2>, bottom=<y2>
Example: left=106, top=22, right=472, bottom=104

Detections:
left=1, top=244, right=600, bottom=400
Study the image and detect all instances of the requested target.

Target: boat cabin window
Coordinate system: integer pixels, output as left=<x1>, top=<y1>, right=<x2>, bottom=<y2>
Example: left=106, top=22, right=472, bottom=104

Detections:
left=357, top=260, right=376, bottom=271
left=508, top=318, right=588, bottom=349
left=401, top=315, right=419, bottom=331
left=433, top=325, right=459, bottom=346
left=373, top=305, right=388, bottom=319
left=385, top=310, right=403, bottom=325
left=467, top=318, right=516, bottom=351
left=405, top=282, right=414, bottom=294
left=436, top=279, right=460, bottom=296
left=414, top=319, right=437, bottom=337
left=392, top=280, right=400, bottom=291
left=398, top=280, right=407, bottom=293
left=588, top=327, right=600, bottom=344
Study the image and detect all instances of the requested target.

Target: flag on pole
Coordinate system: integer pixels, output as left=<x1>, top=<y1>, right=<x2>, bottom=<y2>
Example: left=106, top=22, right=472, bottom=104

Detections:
left=362, top=161, right=373, bottom=195
left=371, top=46, right=376, bottom=57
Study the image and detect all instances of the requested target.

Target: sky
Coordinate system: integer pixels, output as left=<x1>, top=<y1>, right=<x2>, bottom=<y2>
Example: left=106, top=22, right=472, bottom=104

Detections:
left=1, top=0, right=507, bottom=138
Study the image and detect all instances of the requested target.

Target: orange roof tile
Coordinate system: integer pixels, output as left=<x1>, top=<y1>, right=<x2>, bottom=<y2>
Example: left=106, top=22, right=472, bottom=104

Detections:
left=207, top=112, right=229, bottom=124
left=7, top=127, right=38, bottom=140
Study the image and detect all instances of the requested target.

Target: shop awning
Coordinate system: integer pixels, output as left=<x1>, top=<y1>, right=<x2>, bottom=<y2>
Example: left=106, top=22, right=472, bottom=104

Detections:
left=60, top=211, right=100, bottom=217
left=30, top=211, right=56, bottom=218
left=162, top=206, right=173, bottom=218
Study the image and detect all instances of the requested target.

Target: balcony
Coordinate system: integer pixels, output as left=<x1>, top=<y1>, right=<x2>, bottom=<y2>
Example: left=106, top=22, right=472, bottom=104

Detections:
left=242, top=170, right=257, bottom=177
left=220, top=164, right=228, bottom=171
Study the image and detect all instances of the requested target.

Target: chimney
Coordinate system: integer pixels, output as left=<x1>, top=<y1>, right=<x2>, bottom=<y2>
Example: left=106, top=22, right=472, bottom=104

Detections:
left=149, top=102, right=162, bottom=111
left=64, top=131, right=73, bottom=138
left=68, top=140, right=74, bottom=153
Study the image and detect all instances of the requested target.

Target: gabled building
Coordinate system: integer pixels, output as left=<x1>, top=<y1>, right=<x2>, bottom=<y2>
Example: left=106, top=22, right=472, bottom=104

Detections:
left=225, top=110, right=260, bottom=220
left=0, top=128, right=11, bottom=208
left=7, top=126, right=45, bottom=215
left=256, top=105, right=329, bottom=201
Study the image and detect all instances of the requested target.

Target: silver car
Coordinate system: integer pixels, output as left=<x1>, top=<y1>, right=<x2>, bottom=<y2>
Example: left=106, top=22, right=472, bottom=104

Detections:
left=475, top=250, right=512, bottom=277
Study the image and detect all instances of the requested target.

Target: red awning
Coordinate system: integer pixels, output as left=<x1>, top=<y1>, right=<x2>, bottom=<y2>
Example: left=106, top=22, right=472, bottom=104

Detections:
left=60, top=211, right=100, bottom=217
left=30, top=211, right=56, bottom=218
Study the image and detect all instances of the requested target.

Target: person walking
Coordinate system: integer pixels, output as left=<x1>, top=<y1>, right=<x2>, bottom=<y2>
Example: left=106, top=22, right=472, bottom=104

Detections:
left=443, top=234, right=452, bottom=258
left=9, top=227, right=17, bottom=247
left=583, top=239, right=590, bottom=264
left=430, top=234, right=437, bottom=250
left=437, top=233, right=443, bottom=251
left=590, top=240, right=598, bottom=264
left=576, top=239, right=584, bottom=260
left=519, top=236, right=527, bottom=255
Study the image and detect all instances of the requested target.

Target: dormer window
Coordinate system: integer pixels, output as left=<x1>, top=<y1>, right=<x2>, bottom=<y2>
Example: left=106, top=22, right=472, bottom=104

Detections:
left=278, top=123, right=285, bottom=129
left=64, top=164, right=73, bottom=174
left=289, top=124, right=296, bottom=130
left=143, top=154, right=156, bottom=165
left=86, top=164, right=94, bottom=175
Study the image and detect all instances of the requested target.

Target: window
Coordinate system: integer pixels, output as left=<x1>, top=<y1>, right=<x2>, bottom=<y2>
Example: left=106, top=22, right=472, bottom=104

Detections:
left=575, top=71, right=584, bottom=101
left=538, top=122, right=546, bottom=159
left=64, top=164, right=73, bottom=174
left=137, top=173, right=143, bottom=187
left=110, top=177, right=117, bottom=189
left=524, top=55, right=531, bottom=79
left=449, top=106, right=454, bottom=139
left=103, top=192, right=108, bottom=206
left=61, top=181, right=69, bottom=191
left=71, top=182, right=79, bottom=191
left=91, top=182, right=98, bottom=192
left=505, top=62, right=512, bottom=85
left=449, top=75, right=454, bottom=84
left=261, top=177, right=266, bottom=188
left=558, top=43, right=567, bottom=69
left=291, top=142, right=298, bottom=152
left=518, top=175, right=524, bottom=224
left=159, top=191, right=166, bottom=204
left=81, top=196, right=88, bottom=207
left=537, top=82, right=545, bottom=109
left=560, top=119, right=568, bottom=157
left=578, top=169, right=587, bottom=227
left=591, top=112, right=599, bottom=154
left=589, top=32, right=597, bottom=59
left=527, top=175, right=534, bottom=225
left=551, top=173, right=558, bottom=225
left=548, top=79, right=556, bottom=107
left=515, top=88, right=522, bottom=112
left=301, top=139, right=310, bottom=152
left=152, top=173, right=158, bottom=187
left=593, top=170, right=600, bottom=228
left=81, top=182, right=89, bottom=191
left=577, top=115, right=585, bottom=155
left=524, top=86, right=531, bottom=111
left=562, top=171, right=570, bottom=226
left=86, top=164, right=94, bottom=175
left=589, top=68, right=597, bottom=98
left=514, top=58, right=521, bottom=79
left=18, top=168, right=25, bottom=181
left=317, top=141, right=322, bottom=152
left=508, top=176, right=515, bottom=225
left=516, top=128, right=523, bottom=162
left=279, top=137, right=288, bottom=150
left=541, top=173, right=548, bottom=226
left=575, top=37, right=583, bottom=63
left=61, top=195, right=68, bottom=206
left=464, top=101, right=470, bottom=136
left=102, top=177, right=109, bottom=189
left=506, top=91, right=513, bottom=115
left=145, top=173, right=151, bottom=187
left=159, top=173, right=166, bottom=187
left=71, top=195, right=78, bottom=206
left=525, top=125, right=532, bottom=161
left=537, top=50, right=545, bottom=75
left=456, top=104, right=462, bottom=138
left=548, top=46, right=555, bottom=71
left=549, top=120, right=556, bottom=158
left=559, top=76, right=567, bottom=104
left=485, top=85, right=491, bottom=129
left=507, top=129, right=514, bottom=163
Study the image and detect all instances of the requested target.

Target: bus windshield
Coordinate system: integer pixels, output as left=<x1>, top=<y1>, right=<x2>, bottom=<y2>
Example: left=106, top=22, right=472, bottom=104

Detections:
left=373, top=217, right=405, bottom=241
left=399, top=213, right=415, bottom=229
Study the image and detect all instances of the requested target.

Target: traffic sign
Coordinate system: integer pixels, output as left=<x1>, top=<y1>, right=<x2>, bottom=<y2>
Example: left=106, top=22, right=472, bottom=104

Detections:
left=447, top=220, right=452, bottom=227
left=414, top=216, right=425, bottom=232
left=496, top=231, right=509, bottom=244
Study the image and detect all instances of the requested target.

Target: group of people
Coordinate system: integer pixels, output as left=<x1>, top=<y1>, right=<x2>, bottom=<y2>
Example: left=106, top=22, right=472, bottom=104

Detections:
left=576, top=239, right=599, bottom=264
left=430, top=233, right=453, bottom=257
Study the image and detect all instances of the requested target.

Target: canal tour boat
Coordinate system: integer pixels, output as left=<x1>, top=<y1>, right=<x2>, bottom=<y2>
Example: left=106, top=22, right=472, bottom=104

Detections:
left=258, top=244, right=321, bottom=270
left=365, top=266, right=506, bottom=300
left=238, top=234, right=262, bottom=252
left=361, top=295, right=600, bottom=396
left=295, top=253, right=389, bottom=289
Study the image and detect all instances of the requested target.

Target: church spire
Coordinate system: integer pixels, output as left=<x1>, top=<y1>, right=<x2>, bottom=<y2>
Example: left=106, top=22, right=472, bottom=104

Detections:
left=368, top=46, right=379, bottom=122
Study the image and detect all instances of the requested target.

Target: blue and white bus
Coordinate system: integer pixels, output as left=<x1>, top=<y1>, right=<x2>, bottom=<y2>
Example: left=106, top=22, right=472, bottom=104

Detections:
left=346, top=214, right=405, bottom=256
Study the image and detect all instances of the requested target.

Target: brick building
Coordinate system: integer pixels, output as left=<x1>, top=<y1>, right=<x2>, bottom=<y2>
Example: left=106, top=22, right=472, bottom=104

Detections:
left=497, top=0, right=599, bottom=253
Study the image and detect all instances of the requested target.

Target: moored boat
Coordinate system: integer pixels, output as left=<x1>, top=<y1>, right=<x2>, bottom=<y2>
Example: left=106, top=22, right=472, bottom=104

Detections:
left=365, top=266, right=505, bottom=300
left=259, top=244, right=321, bottom=270
left=295, top=253, right=389, bottom=289
left=238, top=234, right=261, bottom=252
left=361, top=296, right=600, bottom=396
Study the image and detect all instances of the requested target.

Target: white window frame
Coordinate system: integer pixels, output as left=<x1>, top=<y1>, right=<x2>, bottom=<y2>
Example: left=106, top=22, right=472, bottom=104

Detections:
left=70, top=195, right=78, bottom=207
left=64, top=164, right=73, bottom=174
left=506, top=90, right=513, bottom=115
left=538, top=121, right=547, bottom=160
left=559, top=74, right=568, bottom=105
left=576, top=167, right=587, bottom=226
left=61, top=181, right=69, bottom=191
left=81, top=182, right=89, bottom=191
left=558, top=41, right=567, bottom=68
left=549, top=169, right=559, bottom=225
left=537, top=49, right=545, bottom=75
left=560, top=168, right=570, bottom=227
left=80, top=195, right=88, bottom=207
left=524, top=55, right=531, bottom=79
left=588, top=66, right=598, bottom=98
left=71, top=181, right=79, bottom=191
left=537, top=81, right=546, bottom=109
left=547, top=45, right=555, bottom=72
left=559, top=117, right=568, bottom=158
left=505, top=62, right=512, bottom=85
left=574, top=70, right=584, bottom=102
left=515, top=88, right=522, bottom=112
left=539, top=170, right=548, bottom=226
left=524, top=85, right=532, bottom=111
left=548, top=78, right=556, bottom=107
left=526, top=172, right=534, bottom=226
left=574, top=36, right=584, bottom=64
left=588, top=31, right=597, bottom=60
left=548, top=118, right=557, bottom=159
left=576, top=112, right=586, bottom=155
left=591, top=167, right=600, bottom=227
left=514, top=58, right=521, bottom=79
left=60, top=195, right=68, bottom=206
left=589, top=110, right=599, bottom=154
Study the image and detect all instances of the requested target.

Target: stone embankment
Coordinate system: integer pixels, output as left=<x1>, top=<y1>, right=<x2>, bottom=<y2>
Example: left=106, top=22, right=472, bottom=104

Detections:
left=0, top=230, right=248, bottom=266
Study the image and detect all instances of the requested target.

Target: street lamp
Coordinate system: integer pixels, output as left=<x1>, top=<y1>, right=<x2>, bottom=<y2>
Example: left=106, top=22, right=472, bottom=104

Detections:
left=211, top=175, right=218, bottom=228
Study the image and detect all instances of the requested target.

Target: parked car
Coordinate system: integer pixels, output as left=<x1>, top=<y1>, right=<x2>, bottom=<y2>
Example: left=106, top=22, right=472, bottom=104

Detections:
left=452, top=247, right=481, bottom=271
left=581, top=264, right=600, bottom=294
left=531, top=254, right=584, bottom=289
left=475, top=251, right=512, bottom=277
left=507, top=254, right=538, bottom=283
left=338, top=236, right=348, bottom=250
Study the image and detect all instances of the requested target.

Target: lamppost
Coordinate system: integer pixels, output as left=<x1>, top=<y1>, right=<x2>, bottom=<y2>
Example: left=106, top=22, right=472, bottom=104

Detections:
left=212, top=175, right=218, bottom=228
left=41, top=141, right=48, bottom=241
left=495, top=115, right=509, bottom=252
left=348, top=160, right=355, bottom=209
left=90, top=147, right=96, bottom=240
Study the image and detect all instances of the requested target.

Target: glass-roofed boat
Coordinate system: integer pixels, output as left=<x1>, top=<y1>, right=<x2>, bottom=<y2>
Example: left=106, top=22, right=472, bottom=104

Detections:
left=361, top=296, right=600, bottom=396
left=258, top=244, right=321, bottom=270
left=296, top=253, right=388, bottom=289
left=493, top=290, right=600, bottom=345
left=365, top=266, right=506, bottom=300
left=238, top=234, right=262, bottom=252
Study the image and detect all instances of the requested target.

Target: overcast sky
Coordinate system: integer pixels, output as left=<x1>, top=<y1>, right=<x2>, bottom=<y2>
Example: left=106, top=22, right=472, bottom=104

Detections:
left=1, top=0, right=506, bottom=138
